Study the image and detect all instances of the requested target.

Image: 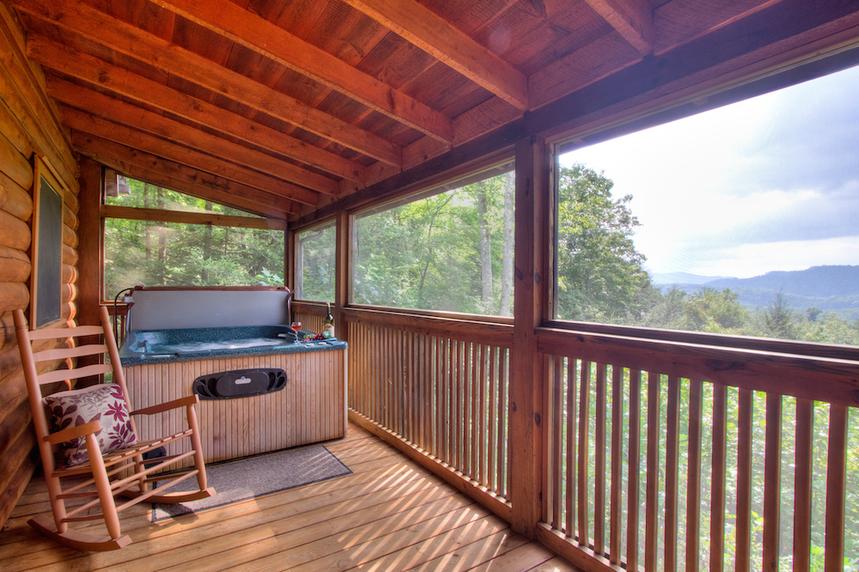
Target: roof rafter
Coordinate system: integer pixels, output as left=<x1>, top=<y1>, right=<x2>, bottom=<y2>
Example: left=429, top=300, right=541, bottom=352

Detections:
left=12, top=0, right=402, bottom=168
left=61, top=106, right=320, bottom=206
left=583, top=0, right=654, bottom=55
left=27, top=36, right=365, bottom=183
left=150, top=0, right=454, bottom=142
left=341, top=0, right=528, bottom=110
left=45, top=76, right=341, bottom=196
left=71, top=131, right=297, bottom=218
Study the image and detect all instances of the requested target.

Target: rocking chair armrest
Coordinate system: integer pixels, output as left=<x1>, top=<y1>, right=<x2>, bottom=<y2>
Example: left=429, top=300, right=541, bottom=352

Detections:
left=45, top=420, right=102, bottom=445
left=131, top=395, right=199, bottom=416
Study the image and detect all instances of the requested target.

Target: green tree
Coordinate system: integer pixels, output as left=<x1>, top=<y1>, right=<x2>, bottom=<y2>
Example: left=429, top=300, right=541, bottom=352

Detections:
left=555, top=164, right=655, bottom=322
left=762, top=292, right=797, bottom=339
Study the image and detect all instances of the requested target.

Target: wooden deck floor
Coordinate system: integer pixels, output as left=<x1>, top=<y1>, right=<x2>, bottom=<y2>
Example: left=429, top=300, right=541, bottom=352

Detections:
left=0, top=422, right=574, bottom=571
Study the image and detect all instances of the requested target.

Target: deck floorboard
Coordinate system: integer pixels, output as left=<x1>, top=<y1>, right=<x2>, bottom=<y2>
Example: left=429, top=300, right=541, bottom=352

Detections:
left=0, top=423, right=574, bottom=571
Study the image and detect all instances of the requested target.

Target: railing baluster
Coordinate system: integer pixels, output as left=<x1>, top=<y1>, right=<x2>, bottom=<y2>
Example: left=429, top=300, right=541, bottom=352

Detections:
left=503, top=348, right=511, bottom=498
left=686, top=378, right=702, bottom=572
left=735, top=387, right=753, bottom=572
left=793, top=398, right=813, bottom=572
left=488, top=345, right=497, bottom=493
left=472, top=342, right=480, bottom=480
left=644, top=371, right=660, bottom=571
left=552, top=355, right=563, bottom=529
left=578, top=358, right=590, bottom=547
left=710, top=382, right=727, bottom=572
left=627, top=368, right=641, bottom=571
left=566, top=356, right=578, bottom=539
left=475, top=344, right=489, bottom=483
left=762, top=393, right=782, bottom=571
left=664, top=376, right=680, bottom=572
left=609, top=364, right=622, bottom=563
left=824, top=403, right=847, bottom=570
left=594, top=362, right=606, bottom=555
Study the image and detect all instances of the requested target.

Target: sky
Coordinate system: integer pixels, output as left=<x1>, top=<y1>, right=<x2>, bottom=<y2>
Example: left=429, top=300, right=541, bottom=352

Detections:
left=559, top=64, right=859, bottom=278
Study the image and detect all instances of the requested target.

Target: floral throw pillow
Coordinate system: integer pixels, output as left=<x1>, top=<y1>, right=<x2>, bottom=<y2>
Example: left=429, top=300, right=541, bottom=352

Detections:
left=43, top=384, right=137, bottom=466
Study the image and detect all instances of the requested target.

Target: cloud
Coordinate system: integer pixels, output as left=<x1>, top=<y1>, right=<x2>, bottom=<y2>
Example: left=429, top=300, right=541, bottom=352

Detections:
left=559, top=64, right=859, bottom=276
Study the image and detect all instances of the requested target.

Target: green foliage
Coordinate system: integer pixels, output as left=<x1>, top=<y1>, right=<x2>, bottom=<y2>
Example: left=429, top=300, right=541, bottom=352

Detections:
left=296, top=222, right=336, bottom=302
left=104, top=179, right=283, bottom=298
left=556, top=165, right=654, bottom=322
left=352, top=169, right=515, bottom=315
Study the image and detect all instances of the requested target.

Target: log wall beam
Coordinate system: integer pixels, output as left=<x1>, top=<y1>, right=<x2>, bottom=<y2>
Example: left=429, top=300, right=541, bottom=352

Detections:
left=12, top=0, right=402, bottom=168
left=583, top=0, right=654, bottom=55
left=150, top=0, right=454, bottom=143
left=26, top=36, right=364, bottom=183
left=341, top=0, right=528, bottom=110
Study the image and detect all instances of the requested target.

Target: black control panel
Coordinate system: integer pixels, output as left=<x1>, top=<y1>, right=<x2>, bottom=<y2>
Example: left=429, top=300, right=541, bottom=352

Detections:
left=192, top=368, right=287, bottom=400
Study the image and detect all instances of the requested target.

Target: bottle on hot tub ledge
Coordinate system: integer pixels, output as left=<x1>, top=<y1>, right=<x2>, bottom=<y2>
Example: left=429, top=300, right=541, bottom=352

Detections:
left=323, top=302, right=335, bottom=339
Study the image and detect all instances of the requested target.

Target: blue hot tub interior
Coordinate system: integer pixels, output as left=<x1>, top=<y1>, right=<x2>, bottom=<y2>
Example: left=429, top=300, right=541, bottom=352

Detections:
left=120, top=325, right=346, bottom=365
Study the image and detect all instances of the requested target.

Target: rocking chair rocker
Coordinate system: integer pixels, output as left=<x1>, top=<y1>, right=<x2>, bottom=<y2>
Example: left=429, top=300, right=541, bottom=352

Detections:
left=13, top=307, right=215, bottom=551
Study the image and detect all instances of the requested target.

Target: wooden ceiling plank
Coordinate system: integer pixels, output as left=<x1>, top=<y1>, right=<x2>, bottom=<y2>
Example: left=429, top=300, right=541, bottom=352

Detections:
left=150, top=0, right=454, bottom=142
left=582, top=0, right=654, bottom=55
left=27, top=36, right=365, bottom=183
left=70, top=131, right=296, bottom=218
left=45, top=76, right=340, bottom=195
left=60, top=105, right=320, bottom=206
left=12, top=0, right=403, bottom=167
left=341, top=0, right=528, bottom=110
left=101, top=204, right=285, bottom=230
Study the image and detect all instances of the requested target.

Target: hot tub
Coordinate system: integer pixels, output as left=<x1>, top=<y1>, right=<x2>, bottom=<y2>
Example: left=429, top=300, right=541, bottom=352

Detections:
left=120, top=324, right=344, bottom=364
left=119, top=324, right=347, bottom=465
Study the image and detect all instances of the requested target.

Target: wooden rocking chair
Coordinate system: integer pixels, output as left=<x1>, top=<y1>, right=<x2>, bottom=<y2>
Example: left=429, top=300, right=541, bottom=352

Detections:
left=13, top=307, right=214, bottom=551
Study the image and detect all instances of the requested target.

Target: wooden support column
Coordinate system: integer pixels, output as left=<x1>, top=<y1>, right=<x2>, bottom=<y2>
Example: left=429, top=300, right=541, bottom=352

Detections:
left=334, top=211, right=350, bottom=343
left=509, top=136, right=550, bottom=537
left=285, top=226, right=294, bottom=296
left=75, top=158, right=102, bottom=383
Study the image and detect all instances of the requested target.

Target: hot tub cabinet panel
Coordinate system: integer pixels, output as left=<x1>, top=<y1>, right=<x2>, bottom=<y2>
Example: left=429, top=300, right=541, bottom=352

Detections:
left=124, top=348, right=346, bottom=466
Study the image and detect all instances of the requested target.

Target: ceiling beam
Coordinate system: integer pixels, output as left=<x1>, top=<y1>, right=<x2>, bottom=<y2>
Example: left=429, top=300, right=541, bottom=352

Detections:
left=341, top=0, right=528, bottom=110
left=45, top=76, right=341, bottom=196
left=70, top=131, right=298, bottom=218
left=583, top=0, right=654, bottom=55
left=27, top=36, right=364, bottom=183
left=101, top=205, right=284, bottom=230
left=60, top=106, right=320, bottom=206
left=150, top=0, right=454, bottom=143
left=12, top=0, right=402, bottom=168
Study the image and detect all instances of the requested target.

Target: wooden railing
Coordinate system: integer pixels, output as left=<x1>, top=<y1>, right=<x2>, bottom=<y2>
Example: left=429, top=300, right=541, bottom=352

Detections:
left=104, top=303, right=128, bottom=347
left=536, top=327, right=858, bottom=572
left=292, top=301, right=327, bottom=334
left=344, top=308, right=514, bottom=516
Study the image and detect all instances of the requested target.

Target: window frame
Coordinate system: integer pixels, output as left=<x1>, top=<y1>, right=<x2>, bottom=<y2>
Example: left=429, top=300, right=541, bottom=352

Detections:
left=543, top=81, right=859, bottom=362
left=100, top=172, right=286, bottom=303
left=347, top=157, right=516, bottom=319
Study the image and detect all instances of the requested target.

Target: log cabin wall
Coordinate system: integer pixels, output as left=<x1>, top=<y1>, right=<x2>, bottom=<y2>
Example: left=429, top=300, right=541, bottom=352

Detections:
left=0, top=4, right=80, bottom=529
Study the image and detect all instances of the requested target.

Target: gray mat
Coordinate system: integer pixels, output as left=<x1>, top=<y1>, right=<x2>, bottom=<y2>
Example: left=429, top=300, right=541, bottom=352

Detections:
left=151, top=444, right=351, bottom=521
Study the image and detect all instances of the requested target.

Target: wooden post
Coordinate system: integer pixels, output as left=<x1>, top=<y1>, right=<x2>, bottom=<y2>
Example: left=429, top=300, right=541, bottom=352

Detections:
left=284, top=224, right=293, bottom=294
left=509, top=136, right=550, bottom=537
left=76, top=158, right=103, bottom=383
left=334, top=211, right=350, bottom=342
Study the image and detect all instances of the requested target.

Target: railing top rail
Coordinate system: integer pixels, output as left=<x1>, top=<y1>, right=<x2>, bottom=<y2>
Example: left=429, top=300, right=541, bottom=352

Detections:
left=343, top=306, right=513, bottom=346
left=537, top=327, right=859, bottom=407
